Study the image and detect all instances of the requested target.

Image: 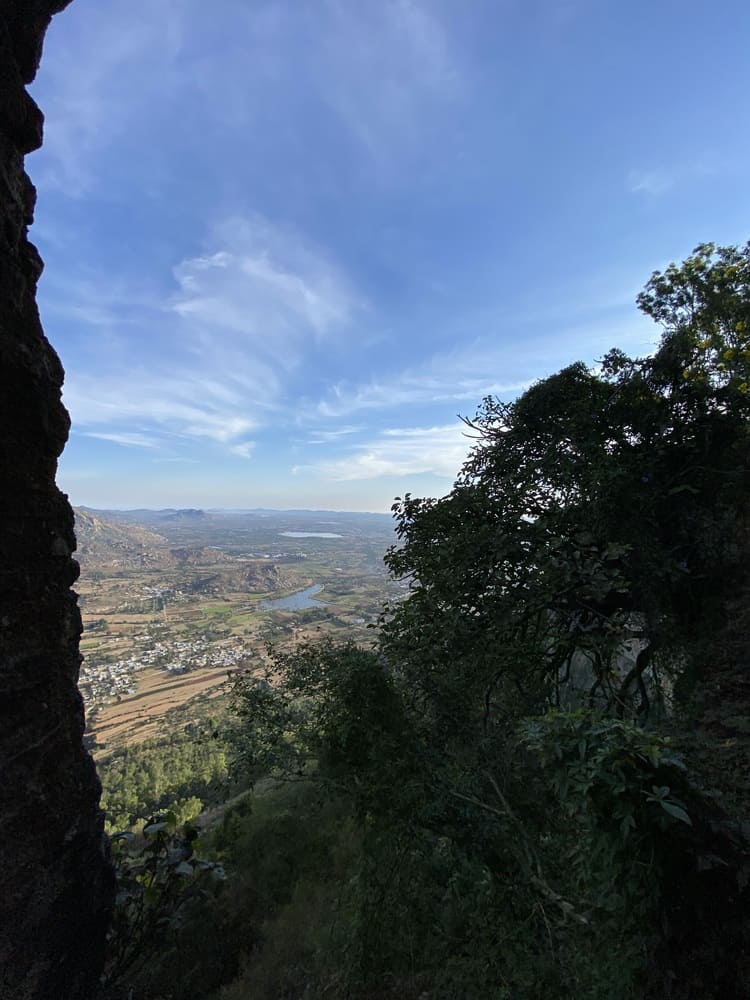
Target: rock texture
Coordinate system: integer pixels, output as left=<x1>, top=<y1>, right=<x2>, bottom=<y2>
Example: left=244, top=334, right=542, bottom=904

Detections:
left=0, top=2, right=113, bottom=997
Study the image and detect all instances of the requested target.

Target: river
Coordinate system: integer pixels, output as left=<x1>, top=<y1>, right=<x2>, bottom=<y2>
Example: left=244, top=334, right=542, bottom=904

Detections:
left=259, top=584, right=327, bottom=611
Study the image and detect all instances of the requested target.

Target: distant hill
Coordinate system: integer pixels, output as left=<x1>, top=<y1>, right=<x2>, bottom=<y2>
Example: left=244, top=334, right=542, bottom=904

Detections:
left=73, top=508, right=300, bottom=592
left=95, top=508, right=207, bottom=525
left=74, top=509, right=232, bottom=571
left=74, top=508, right=170, bottom=570
left=161, top=509, right=207, bottom=522
left=177, top=562, right=291, bottom=596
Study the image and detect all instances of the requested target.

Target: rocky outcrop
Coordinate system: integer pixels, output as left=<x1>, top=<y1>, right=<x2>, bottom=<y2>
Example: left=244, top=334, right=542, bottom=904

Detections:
left=0, top=3, right=113, bottom=998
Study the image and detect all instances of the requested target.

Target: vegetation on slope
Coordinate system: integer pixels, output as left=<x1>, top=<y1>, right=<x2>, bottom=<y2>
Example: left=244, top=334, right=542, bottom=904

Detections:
left=99, top=723, right=229, bottom=832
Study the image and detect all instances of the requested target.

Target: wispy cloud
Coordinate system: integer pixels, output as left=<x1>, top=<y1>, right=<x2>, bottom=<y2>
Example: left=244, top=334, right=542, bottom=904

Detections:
left=171, top=216, right=359, bottom=365
left=64, top=370, right=259, bottom=450
left=82, top=430, right=160, bottom=450
left=229, top=441, right=255, bottom=460
left=32, top=1, right=186, bottom=196
left=307, top=300, right=658, bottom=423
left=306, top=425, right=364, bottom=444
left=314, top=373, right=530, bottom=419
left=627, top=157, right=723, bottom=197
left=627, top=168, right=676, bottom=196
left=306, top=333, right=552, bottom=421
left=53, top=212, right=363, bottom=456
left=314, top=0, right=462, bottom=169
left=33, top=0, right=462, bottom=198
left=296, top=422, right=473, bottom=481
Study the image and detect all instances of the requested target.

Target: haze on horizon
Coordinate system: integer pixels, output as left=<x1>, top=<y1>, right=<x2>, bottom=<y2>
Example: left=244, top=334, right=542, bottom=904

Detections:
left=29, top=0, right=750, bottom=512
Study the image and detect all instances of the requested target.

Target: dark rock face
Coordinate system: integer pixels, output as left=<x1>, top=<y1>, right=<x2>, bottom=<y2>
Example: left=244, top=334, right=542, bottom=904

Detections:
left=0, top=3, right=114, bottom=997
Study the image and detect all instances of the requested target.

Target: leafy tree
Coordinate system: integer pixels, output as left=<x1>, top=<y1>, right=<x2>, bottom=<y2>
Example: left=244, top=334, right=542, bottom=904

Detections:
left=227, top=243, right=750, bottom=998
left=383, top=242, right=750, bottom=728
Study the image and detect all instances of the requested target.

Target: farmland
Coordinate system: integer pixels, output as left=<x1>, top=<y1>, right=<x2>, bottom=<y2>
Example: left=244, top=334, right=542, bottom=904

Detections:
left=75, top=507, right=401, bottom=755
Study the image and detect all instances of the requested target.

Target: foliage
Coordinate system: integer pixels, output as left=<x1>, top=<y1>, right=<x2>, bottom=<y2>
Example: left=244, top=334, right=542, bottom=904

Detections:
left=100, top=724, right=229, bottom=831
left=229, top=640, right=412, bottom=810
left=104, top=812, right=226, bottom=992
left=383, top=242, right=750, bottom=729
left=206, top=782, right=359, bottom=1000
left=224, top=244, right=750, bottom=998
left=230, top=644, right=747, bottom=996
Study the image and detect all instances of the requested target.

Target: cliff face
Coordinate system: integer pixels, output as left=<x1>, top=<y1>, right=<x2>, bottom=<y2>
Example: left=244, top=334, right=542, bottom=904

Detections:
left=0, top=3, right=113, bottom=997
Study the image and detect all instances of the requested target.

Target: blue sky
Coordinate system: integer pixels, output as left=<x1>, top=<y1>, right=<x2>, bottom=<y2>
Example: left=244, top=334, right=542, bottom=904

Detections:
left=29, top=0, right=750, bottom=511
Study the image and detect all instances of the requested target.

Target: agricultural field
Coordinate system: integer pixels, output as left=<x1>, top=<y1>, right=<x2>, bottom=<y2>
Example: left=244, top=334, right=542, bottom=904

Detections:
left=75, top=507, right=402, bottom=755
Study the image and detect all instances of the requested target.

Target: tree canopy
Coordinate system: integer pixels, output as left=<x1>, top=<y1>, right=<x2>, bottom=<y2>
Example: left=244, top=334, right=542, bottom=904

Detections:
left=383, top=241, right=750, bottom=727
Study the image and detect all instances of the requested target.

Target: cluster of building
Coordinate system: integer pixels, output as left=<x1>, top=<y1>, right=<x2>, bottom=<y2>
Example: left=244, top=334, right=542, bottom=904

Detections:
left=79, top=658, right=137, bottom=710
left=79, top=633, right=248, bottom=712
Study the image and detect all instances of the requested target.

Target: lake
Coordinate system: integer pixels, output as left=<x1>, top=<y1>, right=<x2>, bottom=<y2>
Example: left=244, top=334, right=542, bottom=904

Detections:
left=280, top=531, right=343, bottom=538
left=260, top=584, right=327, bottom=611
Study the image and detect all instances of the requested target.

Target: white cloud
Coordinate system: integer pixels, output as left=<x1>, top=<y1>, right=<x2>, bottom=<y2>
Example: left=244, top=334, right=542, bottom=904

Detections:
left=33, top=0, right=462, bottom=197
left=82, top=431, right=159, bottom=449
left=229, top=441, right=255, bottom=459
left=48, top=211, right=363, bottom=457
left=315, top=373, right=530, bottom=418
left=312, top=0, right=463, bottom=173
left=307, top=299, right=659, bottom=422
left=627, top=157, right=723, bottom=197
left=306, top=333, right=540, bottom=419
left=627, top=169, right=675, bottom=196
left=64, top=370, right=259, bottom=452
left=171, top=216, right=359, bottom=365
left=32, top=1, right=186, bottom=196
left=306, top=425, right=364, bottom=444
left=297, top=422, right=473, bottom=481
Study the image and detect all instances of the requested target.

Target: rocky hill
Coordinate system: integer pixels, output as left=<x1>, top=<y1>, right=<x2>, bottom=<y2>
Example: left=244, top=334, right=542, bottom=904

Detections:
left=74, top=507, right=171, bottom=570
left=74, top=508, right=301, bottom=594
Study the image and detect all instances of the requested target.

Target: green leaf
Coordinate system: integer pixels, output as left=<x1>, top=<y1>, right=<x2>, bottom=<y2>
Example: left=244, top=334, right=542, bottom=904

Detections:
left=619, top=814, right=636, bottom=839
left=660, top=800, right=692, bottom=825
left=667, top=484, right=698, bottom=496
left=143, top=821, right=168, bottom=835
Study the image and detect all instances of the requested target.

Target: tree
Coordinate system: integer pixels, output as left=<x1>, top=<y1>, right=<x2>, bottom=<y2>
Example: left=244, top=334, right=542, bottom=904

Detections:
left=230, top=243, right=750, bottom=998
left=383, top=242, right=750, bottom=728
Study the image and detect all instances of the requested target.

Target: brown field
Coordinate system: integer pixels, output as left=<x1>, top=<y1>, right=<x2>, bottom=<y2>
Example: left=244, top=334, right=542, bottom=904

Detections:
left=92, top=665, right=233, bottom=753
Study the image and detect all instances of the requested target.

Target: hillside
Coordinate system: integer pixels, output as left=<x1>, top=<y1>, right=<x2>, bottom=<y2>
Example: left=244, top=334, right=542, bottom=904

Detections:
left=74, top=508, right=283, bottom=584
left=74, top=507, right=172, bottom=570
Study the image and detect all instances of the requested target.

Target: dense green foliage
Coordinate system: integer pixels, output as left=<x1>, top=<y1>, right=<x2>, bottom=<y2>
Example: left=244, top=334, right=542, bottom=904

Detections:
left=100, top=724, right=229, bottom=831
left=384, top=243, right=750, bottom=726
left=226, top=243, right=750, bottom=998
left=103, top=784, right=359, bottom=1000
left=106, top=243, right=750, bottom=998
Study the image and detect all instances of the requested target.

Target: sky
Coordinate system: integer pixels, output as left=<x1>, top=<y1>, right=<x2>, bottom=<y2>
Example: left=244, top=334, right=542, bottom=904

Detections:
left=29, top=0, right=750, bottom=512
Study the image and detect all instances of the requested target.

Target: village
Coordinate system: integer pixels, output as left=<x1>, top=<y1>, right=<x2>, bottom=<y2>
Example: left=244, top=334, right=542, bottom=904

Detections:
left=79, top=633, right=249, bottom=712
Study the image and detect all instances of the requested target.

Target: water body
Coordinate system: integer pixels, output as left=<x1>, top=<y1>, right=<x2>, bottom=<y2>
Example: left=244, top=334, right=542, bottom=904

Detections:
left=260, top=584, right=326, bottom=611
left=280, top=531, right=343, bottom=538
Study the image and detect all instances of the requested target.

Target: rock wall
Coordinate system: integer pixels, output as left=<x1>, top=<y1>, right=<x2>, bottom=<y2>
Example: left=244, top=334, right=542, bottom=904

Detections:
left=0, top=2, right=113, bottom=997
